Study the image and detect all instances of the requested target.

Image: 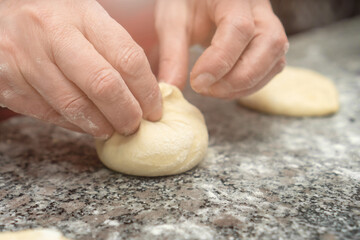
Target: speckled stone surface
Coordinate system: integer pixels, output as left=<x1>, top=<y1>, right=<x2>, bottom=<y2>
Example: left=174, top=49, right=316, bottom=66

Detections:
left=1, top=17, right=360, bottom=240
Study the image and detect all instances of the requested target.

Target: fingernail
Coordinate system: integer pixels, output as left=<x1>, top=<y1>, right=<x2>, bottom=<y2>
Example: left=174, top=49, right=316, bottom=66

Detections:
left=121, top=120, right=141, bottom=136
left=122, top=128, right=138, bottom=137
left=191, top=73, right=217, bottom=92
left=145, top=101, right=163, bottom=122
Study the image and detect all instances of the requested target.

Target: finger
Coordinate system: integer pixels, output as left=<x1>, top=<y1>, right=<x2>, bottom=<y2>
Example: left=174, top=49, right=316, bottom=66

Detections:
left=155, top=0, right=189, bottom=90
left=231, top=57, right=286, bottom=99
left=51, top=27, right=142, bottom=136
left=198, top=57, right=285, bottom=99
left=82, top=2, right=162, bottom=121
left=21, top=55, right=114, bottom=138
left=51, top=118, right=85, bottom=133
left=208, top=10, right=288, bottom=98
left=190, top=0, right=255, bottom=92
left=0, top=58, right=85, bottom=134
left=0, top=85, right=59, bottom=125
left=0, top=55, right=57, bottom=123
left=0, top=70, right=83, bottom=133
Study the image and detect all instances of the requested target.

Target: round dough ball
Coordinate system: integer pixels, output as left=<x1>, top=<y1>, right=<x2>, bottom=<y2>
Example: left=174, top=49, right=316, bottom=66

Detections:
left=237, top=66, right=339, bottom=117
left=96, top=83, right=208, bottom=177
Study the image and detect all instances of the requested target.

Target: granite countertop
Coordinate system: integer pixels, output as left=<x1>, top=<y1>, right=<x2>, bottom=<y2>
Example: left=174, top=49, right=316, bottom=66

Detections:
left=1, top=17, right=360, bottom=240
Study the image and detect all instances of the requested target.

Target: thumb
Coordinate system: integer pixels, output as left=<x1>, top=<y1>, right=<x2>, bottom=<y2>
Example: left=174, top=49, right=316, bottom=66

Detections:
left=155, top=0, right=189, bottom=90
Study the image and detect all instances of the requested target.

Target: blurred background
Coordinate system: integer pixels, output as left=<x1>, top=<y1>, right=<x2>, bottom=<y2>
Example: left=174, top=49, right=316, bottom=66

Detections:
left=271, top=0, right=360, bottom=35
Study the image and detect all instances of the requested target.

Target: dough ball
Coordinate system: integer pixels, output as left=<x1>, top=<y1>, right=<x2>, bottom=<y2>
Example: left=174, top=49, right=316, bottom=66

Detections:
left=96, top=83, right=208, bottom=177
left=237, top=66, right=339, bottom=117
left=0, top=229, right=69, bottom=240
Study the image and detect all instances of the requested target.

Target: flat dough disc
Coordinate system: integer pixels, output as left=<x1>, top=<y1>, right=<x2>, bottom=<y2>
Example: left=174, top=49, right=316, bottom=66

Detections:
left=0, top=229, right=70, bottom=240
left=96, top=83, right=208, bottom=177
left=237, top=66, right=339, bottom=117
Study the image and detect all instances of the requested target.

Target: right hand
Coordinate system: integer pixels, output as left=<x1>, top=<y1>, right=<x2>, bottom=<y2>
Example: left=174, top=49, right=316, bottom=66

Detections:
left=0, top=0, right=162, bottom=139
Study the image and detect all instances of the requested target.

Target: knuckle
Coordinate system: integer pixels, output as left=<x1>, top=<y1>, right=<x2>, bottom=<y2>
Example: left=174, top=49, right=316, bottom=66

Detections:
left=19, top=3, right=75, bottom=46
left=218, top=52, right=234, bottom=72
left=0, top=35, right=17, bottom=56
left=271, top=32, right=289, bottom=52
left=228, top=16, right=255, bottom=40
left=20, top=3, right=54, bottom=28
left=50, top=26, right=78, bottom=58
left=59, top=95, right=88, bottom=116
left=116, top=44, right=147, bottom=74
left=211, top=45, right=236, bottom=75
left=88, top=68, right=122, bottom=102
left=240, top=70, right=258, bottom=90
left=50, top=25, right=74, bottom=43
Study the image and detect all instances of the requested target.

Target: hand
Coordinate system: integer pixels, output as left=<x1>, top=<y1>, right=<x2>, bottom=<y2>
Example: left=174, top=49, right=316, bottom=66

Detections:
left=155, top=0, right=289, bottom=98
left=0, top=0, right=162, bottom=138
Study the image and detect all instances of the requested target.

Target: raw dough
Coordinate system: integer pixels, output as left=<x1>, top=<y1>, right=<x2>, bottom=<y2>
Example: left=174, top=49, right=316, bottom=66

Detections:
left=237, top=66, right=339, bottom=116
left=0, top=229, right=69, bottom=240
left=96, top=83, right=208, bottom=177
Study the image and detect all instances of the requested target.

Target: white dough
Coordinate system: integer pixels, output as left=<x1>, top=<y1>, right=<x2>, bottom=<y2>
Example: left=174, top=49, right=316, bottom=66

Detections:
left=0, top=229, right=70, bottom=240
left=237, top=66, right=340, bottom=117
left=96, top=83, right=208, bottom=177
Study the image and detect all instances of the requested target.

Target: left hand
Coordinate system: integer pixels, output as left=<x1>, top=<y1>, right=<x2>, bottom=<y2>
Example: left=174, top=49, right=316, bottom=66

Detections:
left=155, top=0, right=289, bottom=98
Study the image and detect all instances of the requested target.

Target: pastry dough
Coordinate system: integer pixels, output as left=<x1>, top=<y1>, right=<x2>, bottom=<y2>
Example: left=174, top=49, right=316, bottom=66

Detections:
left=0, top=229, right=69, bottom=240
left=238, top=66, right=339, bottom=116
left=96, top=83, right=208, bottom=177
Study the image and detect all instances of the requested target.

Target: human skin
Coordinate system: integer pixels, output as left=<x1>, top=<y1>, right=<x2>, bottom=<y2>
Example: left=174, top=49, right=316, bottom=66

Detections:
left=0, top=0, right=162, bottom=138
left=155, top=0, right=289, bottom=99
left=99, top=0, right=289, bottom=99
left=0, top=0, right=288, bottom=138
